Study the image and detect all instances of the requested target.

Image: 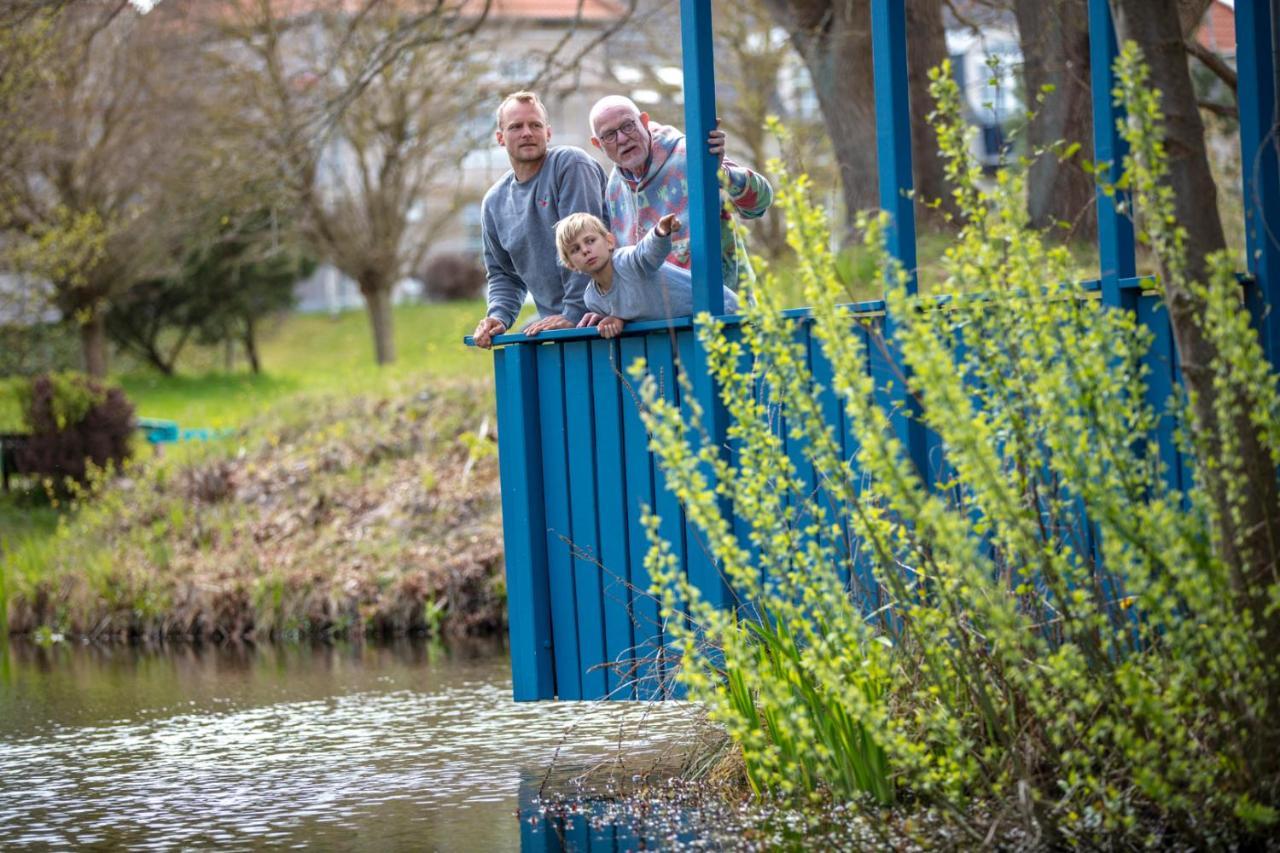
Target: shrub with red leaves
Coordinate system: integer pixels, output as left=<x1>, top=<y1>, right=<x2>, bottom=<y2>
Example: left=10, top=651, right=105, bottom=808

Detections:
left=16, top=373, right=135, bottom=486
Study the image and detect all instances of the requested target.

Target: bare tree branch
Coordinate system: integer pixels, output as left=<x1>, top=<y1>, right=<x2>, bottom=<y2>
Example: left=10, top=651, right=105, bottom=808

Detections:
left=1184, top=36, right=1238, bottom=94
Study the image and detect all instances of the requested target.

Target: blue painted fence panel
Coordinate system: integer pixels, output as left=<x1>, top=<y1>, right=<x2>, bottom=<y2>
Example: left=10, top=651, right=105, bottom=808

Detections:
left=619, top=334, right=663, bottom=700
left=646, top=332, right=685, bottom=698
left=590, top=337, right=636, bottom=698
left=493, top=346, right=555, bottom=701
left=564, top=341, right=609, bottom=699
left=536, top=343, right=582, bottom=700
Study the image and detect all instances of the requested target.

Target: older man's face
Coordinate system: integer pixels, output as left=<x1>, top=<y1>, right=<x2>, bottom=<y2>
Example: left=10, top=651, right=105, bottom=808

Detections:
left=592, top=104, right=650, bottom=173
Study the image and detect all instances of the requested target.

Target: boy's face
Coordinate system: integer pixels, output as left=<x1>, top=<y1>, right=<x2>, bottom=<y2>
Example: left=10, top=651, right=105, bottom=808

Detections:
left=565, top=228, right=615, bottom=274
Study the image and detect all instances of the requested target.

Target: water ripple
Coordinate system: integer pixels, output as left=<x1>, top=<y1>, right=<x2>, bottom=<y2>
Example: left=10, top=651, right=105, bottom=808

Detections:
left=0, top=643, right=699, bottom=851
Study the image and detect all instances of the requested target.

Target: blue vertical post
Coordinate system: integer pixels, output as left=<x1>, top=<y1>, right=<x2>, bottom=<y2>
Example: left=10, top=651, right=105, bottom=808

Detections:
left=494, top=345, right=555, bottom=700
left=1236, top=0, right=1280, bottom=364
left=678, top=0, right=731, bottom=609
left=1088, top=0, right=1137, bottom=309
left=680, top=0, right=726, bottom=318
left=870, top=0, right=929, bottom=481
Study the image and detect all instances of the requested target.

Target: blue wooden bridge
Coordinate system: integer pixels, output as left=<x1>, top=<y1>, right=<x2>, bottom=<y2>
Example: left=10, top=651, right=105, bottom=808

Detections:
left=467, top=0, right=1280, bottom=701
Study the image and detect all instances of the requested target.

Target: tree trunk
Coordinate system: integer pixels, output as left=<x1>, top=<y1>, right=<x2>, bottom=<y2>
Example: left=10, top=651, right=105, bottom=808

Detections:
left=761, top=0, right=953, bottom=239
left=906, top=0, right=957, bottom=228
left=148, top=343, right=176, bottom=376
left=1013, top=0, right=1097, bottom=237
left=242, top=317, right=261, bottom=374
left=763, top=0, right=879, bottom=228
left=362, top=282, right=396, bottom=365
left=1111, top=0, right=1280, bottom=629
left=79, top=310, right=108, bottom=379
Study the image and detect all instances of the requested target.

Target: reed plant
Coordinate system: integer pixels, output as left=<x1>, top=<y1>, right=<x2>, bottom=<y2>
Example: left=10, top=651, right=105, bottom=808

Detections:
left=634, top=47, right=1280, bottom=845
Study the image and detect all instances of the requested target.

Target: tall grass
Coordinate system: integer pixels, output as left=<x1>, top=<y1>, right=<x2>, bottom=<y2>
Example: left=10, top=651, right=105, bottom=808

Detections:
left=635, top=50, right=1279, bottom=845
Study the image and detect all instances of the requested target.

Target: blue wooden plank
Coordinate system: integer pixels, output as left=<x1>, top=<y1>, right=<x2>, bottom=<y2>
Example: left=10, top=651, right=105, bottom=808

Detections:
left=678, top=0, right=734, bottom=623
left=647, top=331, right=686, bottom=698
left=723, top=323, right=761, bottom=599
left=871, top=0, right=929, bottom=487
left=590, top=337, right=636, bottom=699
left=793, top=320, right=819, bottom=504
left=678, top=329, right=730, bottom=612
left=619, top=334, right=663, bottom=700
left=780, top=319, right=820, bottom=595
left=1235, top=0, right=1280, bottom=365
left=679, top=0, right=725, bottom=315
left=493, top=346, right=555, bottom=701
left=1088, top=0, right=1137, bottom=309
left=1137, top=292, right=1182, bottom=494
left=536, top=343, right=582, bottom=700
left=870, top=0, right=918, bottom=285
left=808, top=321, right=851, bottom=587
left=861, top=318, right=898, bottom=606
left=564, top=341, right=609, bottom=700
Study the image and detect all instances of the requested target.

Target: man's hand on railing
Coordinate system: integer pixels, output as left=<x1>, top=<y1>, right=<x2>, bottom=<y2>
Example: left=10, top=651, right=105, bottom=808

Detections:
left=473, top=317, right=507, bottom=349
left=523, top=315, right=574, bottom=336
left=577, top=313, right=605, bottom=328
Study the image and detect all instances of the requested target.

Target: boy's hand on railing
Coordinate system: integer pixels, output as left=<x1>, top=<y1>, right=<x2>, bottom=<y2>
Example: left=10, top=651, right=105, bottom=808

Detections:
left=597, top=316, right=624, bottom=338
left=578, top=312, right=605, bottom=328
left=656, top=213, right=682, bottom=237
left=473, top=317, right=507, bottom=349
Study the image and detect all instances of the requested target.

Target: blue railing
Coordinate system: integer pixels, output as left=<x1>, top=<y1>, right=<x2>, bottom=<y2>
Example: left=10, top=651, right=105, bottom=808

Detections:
left=468, top=0, right=1278, bottom=700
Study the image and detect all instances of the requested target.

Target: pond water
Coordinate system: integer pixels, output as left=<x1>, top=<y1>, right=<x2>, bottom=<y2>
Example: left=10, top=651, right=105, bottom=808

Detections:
left=0, top=639, right=706, bottom=851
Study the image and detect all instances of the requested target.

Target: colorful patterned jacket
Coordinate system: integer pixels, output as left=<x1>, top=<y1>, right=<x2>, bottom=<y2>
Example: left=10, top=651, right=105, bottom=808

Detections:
left=604, top=122, right=772, bottom=293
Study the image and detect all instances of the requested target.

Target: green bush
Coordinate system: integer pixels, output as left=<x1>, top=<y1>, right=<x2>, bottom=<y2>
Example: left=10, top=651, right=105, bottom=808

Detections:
left=635, top=48, right=1279, bottom=846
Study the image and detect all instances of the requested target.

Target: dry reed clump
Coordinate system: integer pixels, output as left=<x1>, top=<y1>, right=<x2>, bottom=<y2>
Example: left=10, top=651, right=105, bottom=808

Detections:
left=4, top=380, right=506, bottom=643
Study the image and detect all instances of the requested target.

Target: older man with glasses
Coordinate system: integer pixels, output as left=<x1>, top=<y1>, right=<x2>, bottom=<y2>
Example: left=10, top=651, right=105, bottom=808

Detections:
left=584, top=96, right=772, bottom=325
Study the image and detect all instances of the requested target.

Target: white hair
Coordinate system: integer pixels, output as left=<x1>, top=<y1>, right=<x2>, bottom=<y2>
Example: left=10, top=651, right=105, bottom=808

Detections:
left=588, top=96, right=642, bottom=136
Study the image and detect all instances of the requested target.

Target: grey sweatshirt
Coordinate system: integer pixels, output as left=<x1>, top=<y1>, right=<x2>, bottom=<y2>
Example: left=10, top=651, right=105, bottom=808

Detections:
left=481, top=146, right=608, bottom=328
left=585, top=228, right=740, bottom=321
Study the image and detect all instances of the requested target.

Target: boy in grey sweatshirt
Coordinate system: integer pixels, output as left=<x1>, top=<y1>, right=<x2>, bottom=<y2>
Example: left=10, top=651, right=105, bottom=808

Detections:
left=555, top=213, right=739, bottom=338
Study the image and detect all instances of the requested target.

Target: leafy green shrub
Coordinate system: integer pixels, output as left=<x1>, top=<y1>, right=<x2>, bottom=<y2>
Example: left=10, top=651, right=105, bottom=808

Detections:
left=634, top=48, right=1279, bottom=846
left=15, top=372, right=135, bottom=486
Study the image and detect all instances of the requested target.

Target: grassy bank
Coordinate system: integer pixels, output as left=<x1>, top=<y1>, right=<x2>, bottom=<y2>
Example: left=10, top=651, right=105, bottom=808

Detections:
left=2, top=378, right=504, bottom=641
left=0, top=300, right=500, bottom=550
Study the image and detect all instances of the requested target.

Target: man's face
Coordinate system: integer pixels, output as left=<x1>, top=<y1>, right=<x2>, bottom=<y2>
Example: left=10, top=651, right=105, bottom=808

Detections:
left=592, top=105, right=650, bottom=172
left=496, top=101, right=550, bottom=164
left=565, top=229, right=615, bottom=274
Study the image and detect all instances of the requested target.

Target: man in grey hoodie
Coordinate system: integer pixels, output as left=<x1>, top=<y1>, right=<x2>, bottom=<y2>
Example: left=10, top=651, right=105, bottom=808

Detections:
left=471, top=91, right=609, bottom=349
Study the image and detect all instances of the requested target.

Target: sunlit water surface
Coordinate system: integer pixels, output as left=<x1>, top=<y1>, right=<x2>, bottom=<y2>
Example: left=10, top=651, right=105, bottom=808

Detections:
left=0, top=640, right=700, bottom=850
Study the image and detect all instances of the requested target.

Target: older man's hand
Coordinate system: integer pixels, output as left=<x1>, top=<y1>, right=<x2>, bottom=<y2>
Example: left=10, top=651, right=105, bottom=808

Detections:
left=524, top=314, right=574, bottom=336
left=707, top=117, right=725, bottom=169
left=473, top=317, right=507, bottom=349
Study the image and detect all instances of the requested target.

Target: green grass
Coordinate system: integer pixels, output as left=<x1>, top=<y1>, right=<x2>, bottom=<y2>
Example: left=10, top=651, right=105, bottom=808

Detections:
left=117, top=299, right=499, bottom=427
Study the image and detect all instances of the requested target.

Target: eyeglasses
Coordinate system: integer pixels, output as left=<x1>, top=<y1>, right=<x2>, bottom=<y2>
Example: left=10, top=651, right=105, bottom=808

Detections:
left=598, top=120, right=640, bottom=145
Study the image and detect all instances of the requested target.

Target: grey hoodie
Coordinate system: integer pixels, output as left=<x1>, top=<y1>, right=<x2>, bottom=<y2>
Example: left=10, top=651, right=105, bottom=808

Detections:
left=481, top=146, right=608, bottom=327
